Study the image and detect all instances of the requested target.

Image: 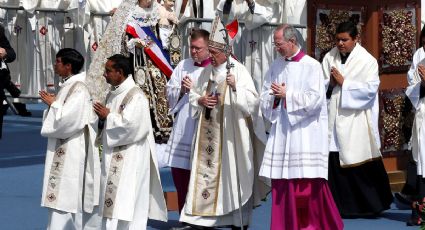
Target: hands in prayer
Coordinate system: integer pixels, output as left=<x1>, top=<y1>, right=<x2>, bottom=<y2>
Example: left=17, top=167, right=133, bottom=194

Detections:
left=271, top=82, right=286, bottom=99
left=39, top=90, right=56, bottom=106
left=418, top=64, right=425, bottom=86
left=330, top=67, right=344, bottom=86
left=226, top=73, right=236, bottom=91
left=93, top=102, right=110, bottom=121
left=181, top=76, right=192, bottom=94
left=198, top=93, right=218, bottom=109
left=0, top=47, right=6, bottom=59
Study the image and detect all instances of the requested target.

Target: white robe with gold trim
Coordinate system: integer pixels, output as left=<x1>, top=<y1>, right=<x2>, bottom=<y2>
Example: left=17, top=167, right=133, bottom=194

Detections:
left=99, top=77, right=167, bottom=230
left=180, top=58, right=269, bottom=227
left=41, top=72, right=101, bottom=229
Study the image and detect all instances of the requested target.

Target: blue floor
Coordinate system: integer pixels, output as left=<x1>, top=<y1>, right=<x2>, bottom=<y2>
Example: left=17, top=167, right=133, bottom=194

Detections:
left=0, top=104, right=418, bottom=229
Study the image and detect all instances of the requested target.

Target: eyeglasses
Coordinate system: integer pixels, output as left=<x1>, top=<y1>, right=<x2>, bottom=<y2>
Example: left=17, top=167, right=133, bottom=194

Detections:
left=190, top=46, right=206, bottom=52
left=272, top=42, right=284, bottom=47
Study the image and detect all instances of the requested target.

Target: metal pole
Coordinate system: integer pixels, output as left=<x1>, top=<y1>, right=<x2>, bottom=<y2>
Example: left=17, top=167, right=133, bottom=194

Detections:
left=220, top=26, right=244, bottom=230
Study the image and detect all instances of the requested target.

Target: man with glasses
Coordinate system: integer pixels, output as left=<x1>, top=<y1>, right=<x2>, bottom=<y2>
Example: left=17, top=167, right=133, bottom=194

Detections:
left=260, top=24, right=343, bottom=229
left=176, top=15, right=269, bottom=230
left=165, top=28, right=211, bottom=215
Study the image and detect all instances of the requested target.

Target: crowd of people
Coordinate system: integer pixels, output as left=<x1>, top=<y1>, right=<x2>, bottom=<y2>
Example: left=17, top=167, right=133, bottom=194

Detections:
left=0, top=0, right=422, bottom=229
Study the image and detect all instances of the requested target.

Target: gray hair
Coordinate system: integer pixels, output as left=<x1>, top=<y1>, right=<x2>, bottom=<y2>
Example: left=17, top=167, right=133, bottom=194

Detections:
left=275, top=24, right=300, bottom=47
left=282, top=25, right=300, bottom=47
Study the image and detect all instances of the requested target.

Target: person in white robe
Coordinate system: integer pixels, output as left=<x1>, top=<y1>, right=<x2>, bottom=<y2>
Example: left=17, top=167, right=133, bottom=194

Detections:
left=92, top=54, right=167, bottom=230
left=177, top=15, right=269, bottom=230
left=40, top=48, right=101, bottom=230
left=217, top=0, right=280, bottom=93
left=166, top=28, right=211, bottom=213
left=405, top=25, right=425, bottom=226
left=86, top=0, right=175, bottom=170
left=259, top=24, right=343, bottom=230
left=322, top=21, right=393, bottom=217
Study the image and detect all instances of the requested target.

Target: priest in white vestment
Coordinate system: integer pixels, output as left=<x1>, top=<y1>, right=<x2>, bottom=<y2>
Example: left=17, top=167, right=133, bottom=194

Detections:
left=405, top=25, right=425, bottom=226
left=322, top=21, right=393, bottom=217
left=40, top=48, right=101, bottom=230
left=93, top=54, right=167, bottom=230
left=259, top=24, right=343, bottom=230
left=166, top=28, right=211, bottom=213
left=177, top=15, right=269, bottom=230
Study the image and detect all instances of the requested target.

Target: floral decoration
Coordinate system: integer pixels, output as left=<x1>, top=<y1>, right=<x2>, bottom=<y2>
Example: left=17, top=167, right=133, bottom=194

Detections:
left=381, top=8, right=416, bottom=72
left=379, top=89, right=414, bottom=152
left=315, top=9, right=362, bottom=61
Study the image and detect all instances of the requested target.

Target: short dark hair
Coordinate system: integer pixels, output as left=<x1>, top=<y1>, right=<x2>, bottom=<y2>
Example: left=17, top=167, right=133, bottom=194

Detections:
left=190, top=28, right=210, bottom=41
left=336, top=21, right=359, bottom=39
left=56, top=48, right=84, bottom=74
left=107, top=54, right=131, bottom=77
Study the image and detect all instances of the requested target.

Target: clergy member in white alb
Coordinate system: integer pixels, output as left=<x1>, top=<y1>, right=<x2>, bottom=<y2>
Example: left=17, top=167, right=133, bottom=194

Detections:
left=405, top=25, right=425, bottom=226
left=93, top=54, right=167, bottom=230
left=40, top=48, right=101, bottom=230
left=259, top=24, right=343, bottom=230
left=166, top=28, right=211, bottom=213
left=178, top=15, right=269, bottom=230
left=322, top=21, right=393, bottom=217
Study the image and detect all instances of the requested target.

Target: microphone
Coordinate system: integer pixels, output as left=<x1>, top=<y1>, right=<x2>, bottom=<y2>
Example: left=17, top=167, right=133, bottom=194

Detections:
left=205, top=92, right=213, bottom=120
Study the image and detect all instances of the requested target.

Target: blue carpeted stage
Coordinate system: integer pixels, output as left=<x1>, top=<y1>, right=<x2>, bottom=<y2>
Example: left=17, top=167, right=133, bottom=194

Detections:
left=0, top=104, right=416, bottom=229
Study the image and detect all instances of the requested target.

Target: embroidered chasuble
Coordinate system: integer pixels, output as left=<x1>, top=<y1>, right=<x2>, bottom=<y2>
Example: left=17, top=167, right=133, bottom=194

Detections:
left=41, top=73, right=100, bottom=214
left=192, top=79, right=227, bottom=215
left=97, top=77, right=167, bottom=224
left=102, top=87, right=140, bottom=218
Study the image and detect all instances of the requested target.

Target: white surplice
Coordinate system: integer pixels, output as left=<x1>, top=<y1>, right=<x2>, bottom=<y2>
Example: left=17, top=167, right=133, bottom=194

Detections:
left=165, top=58, right=206, bottom=170
left=259, top=55, right=329, bottom=179
left=322, top=44, right=381, bottom=167
left=180, top=57, right=269, bottom=227
left=41, top=72, right=101, bottom=230
left=98, top=77, right=167, bottom=230
left=406, top=47, right=425, bottom=176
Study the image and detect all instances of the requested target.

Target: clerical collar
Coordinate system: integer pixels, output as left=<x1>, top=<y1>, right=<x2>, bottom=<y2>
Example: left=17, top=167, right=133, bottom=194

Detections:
left=340, top=52, right=351, bottom=64
left=285, top=49, right=305, bottom=62
left=61, top=75, right=72, bottom=83
left=194, top=58, right=211, bottom=67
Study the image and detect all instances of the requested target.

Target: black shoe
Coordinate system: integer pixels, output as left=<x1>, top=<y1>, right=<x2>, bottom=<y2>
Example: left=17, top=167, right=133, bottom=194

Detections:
left=395, top=192, right=412, bottom=205
left=13, top=103, right=31, bottom=117
left=2, top=104, right=9, bottom=115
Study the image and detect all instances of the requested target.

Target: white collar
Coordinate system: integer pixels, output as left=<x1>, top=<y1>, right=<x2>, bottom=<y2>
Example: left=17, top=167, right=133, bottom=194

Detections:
left=110, top=76, right=136, bottom=95
left=59, top=72, right=86, bottom=88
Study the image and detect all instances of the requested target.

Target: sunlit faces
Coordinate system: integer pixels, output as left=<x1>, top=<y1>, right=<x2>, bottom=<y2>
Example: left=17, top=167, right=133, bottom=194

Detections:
left=208, top=47, right=227, bottom=67
left=54, top=57, right=71, bottom=78
left=335, top=32, right=358, bottom=54
left=103, top=60, right=124, bottom=86
left=273, top=30, right=294, bottom=58
left=190, top=37, right=209, bottom=63
left=163, top=0, right=175, bottom=10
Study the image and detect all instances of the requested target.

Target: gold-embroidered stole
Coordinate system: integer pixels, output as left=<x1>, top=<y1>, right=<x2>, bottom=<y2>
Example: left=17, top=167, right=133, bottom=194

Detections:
left=102, top=86, right=142, bottom=218
left=192, top=79, right=227, bottom=216
left=44, top=82, right=87, bottom=207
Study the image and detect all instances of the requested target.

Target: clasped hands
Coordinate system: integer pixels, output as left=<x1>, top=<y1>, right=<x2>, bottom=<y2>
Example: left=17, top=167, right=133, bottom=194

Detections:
left=93, top=102, right=110, bottom=121
left=330, top=67, right=344, bottom=86
left=198, top=73, right=236, bottom=109
left=39, top=90, right=56, bottom=106
left=271, top=82, right=286, bottom=99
